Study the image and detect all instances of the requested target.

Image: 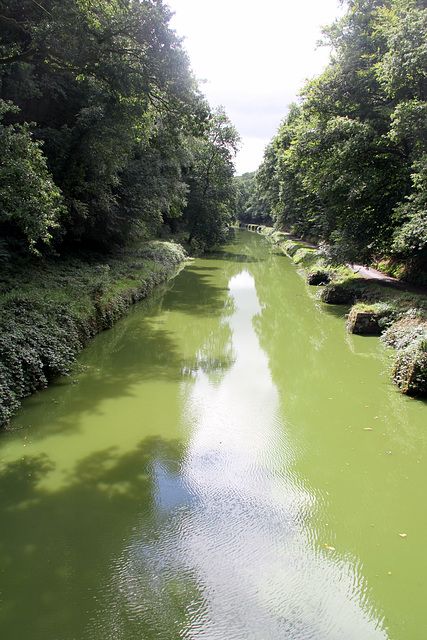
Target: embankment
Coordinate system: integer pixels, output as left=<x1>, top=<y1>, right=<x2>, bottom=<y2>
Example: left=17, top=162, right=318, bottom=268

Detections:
left=0, top=241, right=186, bottom=428
left=249, top=225, right=427, bottom=396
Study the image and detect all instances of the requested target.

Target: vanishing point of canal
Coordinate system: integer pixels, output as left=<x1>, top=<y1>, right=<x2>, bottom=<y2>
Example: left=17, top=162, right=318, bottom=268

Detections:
left=1, top=230, right=427, bottom=639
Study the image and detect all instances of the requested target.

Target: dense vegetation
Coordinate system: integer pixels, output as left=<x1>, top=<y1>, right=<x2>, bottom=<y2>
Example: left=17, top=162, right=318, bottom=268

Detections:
left=0, top=0, right=239, bottom=258
left=239, top=0, right=427, bottom=284
left=235, top=172, right=270, bottom=225
left=0, top=240, right=185, bottom=427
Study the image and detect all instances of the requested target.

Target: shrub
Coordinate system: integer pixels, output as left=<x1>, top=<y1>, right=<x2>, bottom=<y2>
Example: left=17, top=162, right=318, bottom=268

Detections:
left=0, top=240, right=186, bottom=427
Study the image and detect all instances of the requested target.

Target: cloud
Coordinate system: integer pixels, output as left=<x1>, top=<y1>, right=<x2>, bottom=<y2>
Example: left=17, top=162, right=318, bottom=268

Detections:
left=167, top=0, right=345, bottom=173
left=205, top=89, right=297, bottom=137
left=234, top=137, right=271, bottom=176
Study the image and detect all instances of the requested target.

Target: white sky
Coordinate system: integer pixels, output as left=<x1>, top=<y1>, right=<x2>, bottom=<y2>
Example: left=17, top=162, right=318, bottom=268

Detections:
left=166, top=0, right=345, bottom=175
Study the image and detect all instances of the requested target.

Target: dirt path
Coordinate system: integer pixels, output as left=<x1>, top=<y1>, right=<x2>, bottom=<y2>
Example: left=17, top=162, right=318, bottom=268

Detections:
left=277, top=229, right=427, bottom=296
left=350, top=264, right=427, bottom=295
left=351, top=264, right=399, bottom=283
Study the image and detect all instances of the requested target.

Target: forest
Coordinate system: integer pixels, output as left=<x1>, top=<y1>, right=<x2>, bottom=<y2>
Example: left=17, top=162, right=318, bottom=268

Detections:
left=237, top=0, right=427, bottom=284
left=0, top=0, right=240, bottom=259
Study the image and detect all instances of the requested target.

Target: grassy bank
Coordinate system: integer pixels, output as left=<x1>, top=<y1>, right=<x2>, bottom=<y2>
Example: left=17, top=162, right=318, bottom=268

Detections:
left=0, top=240, right=186, bottom=428
left=261, top=227, right=427, bottom=396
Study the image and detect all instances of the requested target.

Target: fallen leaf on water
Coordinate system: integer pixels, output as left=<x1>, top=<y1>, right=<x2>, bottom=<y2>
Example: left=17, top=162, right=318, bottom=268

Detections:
left=363, top=428, right=373, bottom=431
left=399, top=533, right=407, bottom=538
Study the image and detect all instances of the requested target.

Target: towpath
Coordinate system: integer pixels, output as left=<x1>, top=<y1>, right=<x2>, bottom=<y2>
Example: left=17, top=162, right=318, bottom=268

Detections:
left=278, top=229, right=427, bottom=295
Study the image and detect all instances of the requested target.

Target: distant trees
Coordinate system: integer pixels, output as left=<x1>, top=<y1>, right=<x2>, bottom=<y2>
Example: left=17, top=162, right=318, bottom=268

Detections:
left=0, top=0, right=237, bottom=257
left=183, top=107, right=240, bottom=251
left=250, top=0, right=427, bottom=273
left=234, top=170, right=272, bottom=225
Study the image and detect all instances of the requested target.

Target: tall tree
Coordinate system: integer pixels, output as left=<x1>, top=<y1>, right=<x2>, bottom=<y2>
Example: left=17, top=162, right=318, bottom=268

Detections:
left=0, top=99, right=64, bottom=254
left=183, top=107, right=240, bottom=251
left=256, top=0, right=427, bottom=267
left=0, top=0, right=208, bottom=251
left=375, top=0, right=427, bottom=259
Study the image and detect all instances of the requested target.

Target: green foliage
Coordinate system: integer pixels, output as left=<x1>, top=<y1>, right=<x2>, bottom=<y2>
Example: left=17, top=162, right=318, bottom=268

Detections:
left=234, top=171, right=272, bottom=224
left=0, top=0, right=212, bottom=251
left=392, top=156, right=427, bottom=253
left=375, top=1, right=427, bottom=100
left=0, top=239, right=186, bottom=427
left=0, top=295, right=85, bottom=426
left=255, top=0, right=427, bottom=270
left=382, top=315, right=427, bottom=393
left=182, top=107, right=240, bottom=250
left=0, top=100, right=64, bottom=254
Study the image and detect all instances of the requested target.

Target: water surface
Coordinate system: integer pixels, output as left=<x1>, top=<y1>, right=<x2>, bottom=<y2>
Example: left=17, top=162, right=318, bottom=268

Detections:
left=1, top=230, right=427, bottom=639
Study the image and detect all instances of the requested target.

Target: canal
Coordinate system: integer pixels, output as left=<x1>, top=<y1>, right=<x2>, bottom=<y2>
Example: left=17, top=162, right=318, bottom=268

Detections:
left=1, top=229, right=426, bottom=639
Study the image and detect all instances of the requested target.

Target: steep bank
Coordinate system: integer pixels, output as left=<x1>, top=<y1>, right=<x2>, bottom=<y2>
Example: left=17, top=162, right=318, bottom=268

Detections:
left=0, top=241, right=186, bottom=428
left=255, top=226, right=427, bottom=396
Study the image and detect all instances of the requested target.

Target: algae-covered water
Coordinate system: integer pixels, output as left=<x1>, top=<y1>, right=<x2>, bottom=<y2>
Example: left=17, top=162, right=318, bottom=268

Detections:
left=1, top=230, right=426, bottom=639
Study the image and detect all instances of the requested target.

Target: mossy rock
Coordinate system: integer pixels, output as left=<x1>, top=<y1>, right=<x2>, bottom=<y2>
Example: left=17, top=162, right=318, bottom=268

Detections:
left=307, top=270, right=331, bottom=286
left=346, top=310, right=382, bottom=335
left=321, top=282, right=363, bottom=305
left=347, top=304, right=394, bottom=335
left=393, top=340, right=427, bottom=395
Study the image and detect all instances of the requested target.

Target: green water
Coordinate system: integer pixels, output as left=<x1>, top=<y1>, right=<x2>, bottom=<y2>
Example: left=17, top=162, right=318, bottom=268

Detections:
left=1, top=230, right=427, bottom=639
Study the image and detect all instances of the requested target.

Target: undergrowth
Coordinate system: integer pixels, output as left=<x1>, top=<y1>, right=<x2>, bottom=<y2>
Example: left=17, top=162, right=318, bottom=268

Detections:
left=0, top=240, right=186, bottom=427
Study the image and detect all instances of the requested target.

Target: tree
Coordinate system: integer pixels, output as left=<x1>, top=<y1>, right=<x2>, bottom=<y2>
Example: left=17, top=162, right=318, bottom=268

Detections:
left=0, top=0, right=207, bottom=250
left=375, top=0, right=427, bottom=259
left=256, top=0, right=427, bottom=264
left=234, top=171, right=272, bottom=225
left=0, top=100, right=64, bottom=256
left=182, top=107, right=240, bottom=251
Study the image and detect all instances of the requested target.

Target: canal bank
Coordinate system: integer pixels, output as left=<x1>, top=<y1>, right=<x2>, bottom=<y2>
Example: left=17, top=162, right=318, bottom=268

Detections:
left=0, top=240, right=187, bottom=428
left=242, top=224, right=427, bottom=397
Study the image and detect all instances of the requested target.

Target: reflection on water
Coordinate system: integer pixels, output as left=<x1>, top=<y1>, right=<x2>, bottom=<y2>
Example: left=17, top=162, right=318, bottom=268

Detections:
left=1, top=231, right=427, bottom=639
left=87, top=269, right=386, bottom=639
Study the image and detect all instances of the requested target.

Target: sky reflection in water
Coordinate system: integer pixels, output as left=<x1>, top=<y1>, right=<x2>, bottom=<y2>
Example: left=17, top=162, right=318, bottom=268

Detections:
left=93, top=269, right=388, bottom=640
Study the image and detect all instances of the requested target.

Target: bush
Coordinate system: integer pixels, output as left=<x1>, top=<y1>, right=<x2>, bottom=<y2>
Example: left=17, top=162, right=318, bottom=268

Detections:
left=393, top=338, right=427, bottom=395
left=0, top=296, right=85, bottom=426
left=0, top=240, right=186, bottom=427
left=381, top=315, right=427, bottom=395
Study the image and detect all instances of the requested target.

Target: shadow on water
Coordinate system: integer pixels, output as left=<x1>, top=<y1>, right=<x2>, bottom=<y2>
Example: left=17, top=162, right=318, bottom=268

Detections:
left=10, top=323, right=184, bottom=436
left=165, top=264, right=231, bottom=317
left=0, top=434, right=190, bottom=640
left=9, top=261, right=236, bottom=437
left=320, top=302, right=350, bottom=318
left=206, top=250, right=264, bottom=263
